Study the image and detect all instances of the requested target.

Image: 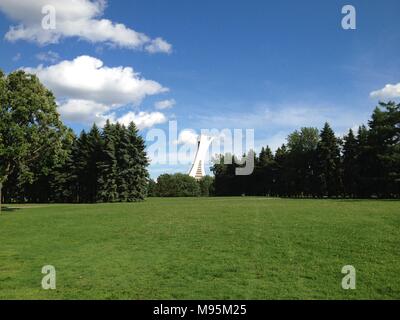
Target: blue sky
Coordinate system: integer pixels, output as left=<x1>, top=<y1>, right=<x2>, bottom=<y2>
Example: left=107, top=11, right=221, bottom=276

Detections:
left=0, top=0, right=399, bottom=178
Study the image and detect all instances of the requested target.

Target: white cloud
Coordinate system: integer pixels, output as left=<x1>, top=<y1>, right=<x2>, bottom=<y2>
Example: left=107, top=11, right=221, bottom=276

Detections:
left=58, top=99, right=114, bottom=127
left=370, top=83, right=400, bottom=99
left=155, top=99, right=176, bottom=110
left=23, top=55, right=169, bottom=129
left=36, top=50, right=60, bottom=63
left=174, top=129, right=199, bottom=145
left=145, top=37, right=172, bottom=54
left=0, top=0, right=172, bottom=53
left=24, top=55, right=168, bottom=106
left=58, top=99, right=167, bottom=129
left=117, top=111, right=167, bottom=130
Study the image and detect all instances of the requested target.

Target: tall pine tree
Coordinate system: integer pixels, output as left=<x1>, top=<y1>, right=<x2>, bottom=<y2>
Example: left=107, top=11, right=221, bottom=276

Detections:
left=316, top=123, right=342, bottom=197
left=343, top=129, right=358, bottom=197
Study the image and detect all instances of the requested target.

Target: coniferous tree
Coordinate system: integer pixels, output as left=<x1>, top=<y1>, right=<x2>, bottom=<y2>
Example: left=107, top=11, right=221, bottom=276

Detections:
left=368, top=102, right=400, bottom=197
left=85, top=124, right=102, bottom=202
left=316, top=123, right=342, bottom=197
left=50, top=129, right=76, bottom=202
left=114, top=123, right=130, bottom=201
left=356, top=125, right=373, bottom=198
left=255, top=146, right=275, bottom=196
left=126, top=122, right=149, bottom=201
left=273, top=144, right=289, bottom=197
left=97, top=120, right=118, bottom=202
left=343, top=129, right=358, bottom=197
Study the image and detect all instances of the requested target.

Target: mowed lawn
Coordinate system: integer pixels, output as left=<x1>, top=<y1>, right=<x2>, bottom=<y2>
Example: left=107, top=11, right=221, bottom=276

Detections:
left=0, top=198, right=399, bottom=300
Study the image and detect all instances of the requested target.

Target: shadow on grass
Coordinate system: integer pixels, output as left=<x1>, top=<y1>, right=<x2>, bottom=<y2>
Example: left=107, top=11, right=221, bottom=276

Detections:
left=0, top=206, right=22, bottom=213
left=330, top=199, right=400, bottom=202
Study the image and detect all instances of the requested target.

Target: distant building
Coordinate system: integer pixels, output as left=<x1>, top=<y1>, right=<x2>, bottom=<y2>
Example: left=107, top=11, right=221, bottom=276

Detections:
left=188, top=135, right=214, bottom=180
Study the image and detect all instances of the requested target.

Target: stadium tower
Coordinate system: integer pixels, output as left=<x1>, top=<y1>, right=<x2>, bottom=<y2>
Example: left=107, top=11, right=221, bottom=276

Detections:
left=188, top=135, right=214, bottom=180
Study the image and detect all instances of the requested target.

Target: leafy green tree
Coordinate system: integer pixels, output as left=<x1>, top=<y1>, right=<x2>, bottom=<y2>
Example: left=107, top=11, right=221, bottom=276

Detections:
left=286, top=127, right=320, bottom=197
left=198, top=175, right=214, bottom=196
left=157, top=174, right=200, bottom=197
left=0, top=70, right=67, bottom=210
left=147, top=179, right=158, bottom=197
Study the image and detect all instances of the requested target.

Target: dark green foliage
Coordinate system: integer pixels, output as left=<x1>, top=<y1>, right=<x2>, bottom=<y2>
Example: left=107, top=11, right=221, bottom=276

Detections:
left=198, top=175, right=214, bottom=196
left=212, top=103, right=400, bottom=199
left=0, top=70, right=68, bottom=206
left=2, top=67, right=399, bottom=201
left=97, top=120, right=118, bottom=202
left=125, top=122, right=149, bottom=201
left=367, top=102, right=400, bottom=197
left=156, top=174, right=200, bottom=197
left=51, top=122, right=149, bottom=203
left=1, top=68, right=149, bottom=204
left=147, top=179, right=158, bottom=197
left=315, top=123, right=342, bottom=197
left=286, top=127, right=320, bottom=196
left=343, top=129, right=358, bottom=197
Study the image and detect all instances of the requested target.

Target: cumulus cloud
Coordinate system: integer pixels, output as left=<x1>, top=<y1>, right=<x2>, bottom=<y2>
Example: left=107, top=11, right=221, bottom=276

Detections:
left=370, top=83, right=400, bottom=99
left=24, top=55, right=168, bottom=128
left=155, top=99, right=176, bottom=110
left=174, top=129, right=199, bottom=145
left=0, top=0, right=172, bottom=53
left=117, top=111, right=167, bottom=130
left=58, top=99, right=114, bottom=127
left=58, top=99, right=166, bottom=129
left=145, top=37, right=172, bottom=54
left=24, top=55, right=168, bottom=106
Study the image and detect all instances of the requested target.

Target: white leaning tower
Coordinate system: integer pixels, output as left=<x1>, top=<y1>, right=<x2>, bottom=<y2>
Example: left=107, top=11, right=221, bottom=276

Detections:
left=188, top=135, right=214, bottom=180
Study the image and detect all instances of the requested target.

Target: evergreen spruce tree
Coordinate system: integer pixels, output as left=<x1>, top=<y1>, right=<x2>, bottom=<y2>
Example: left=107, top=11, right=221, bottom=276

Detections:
left=256, top=146, right=274, bottom=196
left=50, top=129, right=76, bottom=203
left=85, top=124, right=102, bottom=202
left=114, top=123, right=130, bottom=201
left=126, top=122, right=149, bottom=201
left=368, top=102, right=400, bottom=197
left=316, top=122, right=342, bottom=197
left=273, top=144, right=289, bottom=197
left=97, top=120, right=118, bottom=202
left=356, top=125, right=373, bottom=198
left=343, top=129, right=359, bottom=197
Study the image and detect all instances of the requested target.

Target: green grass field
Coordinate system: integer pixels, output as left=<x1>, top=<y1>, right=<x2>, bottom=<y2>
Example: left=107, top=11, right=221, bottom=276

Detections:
left=0, top=198, right=399, bottom=300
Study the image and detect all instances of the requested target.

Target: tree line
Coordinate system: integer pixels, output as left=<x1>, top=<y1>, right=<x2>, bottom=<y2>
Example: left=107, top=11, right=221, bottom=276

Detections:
left=212, top=102, right=400, bottom=198
left=148, top=174, right=214, bottom=197
left=1, top=70, right=148, bottom=205
left=1, top=69, right=399, bottom=203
